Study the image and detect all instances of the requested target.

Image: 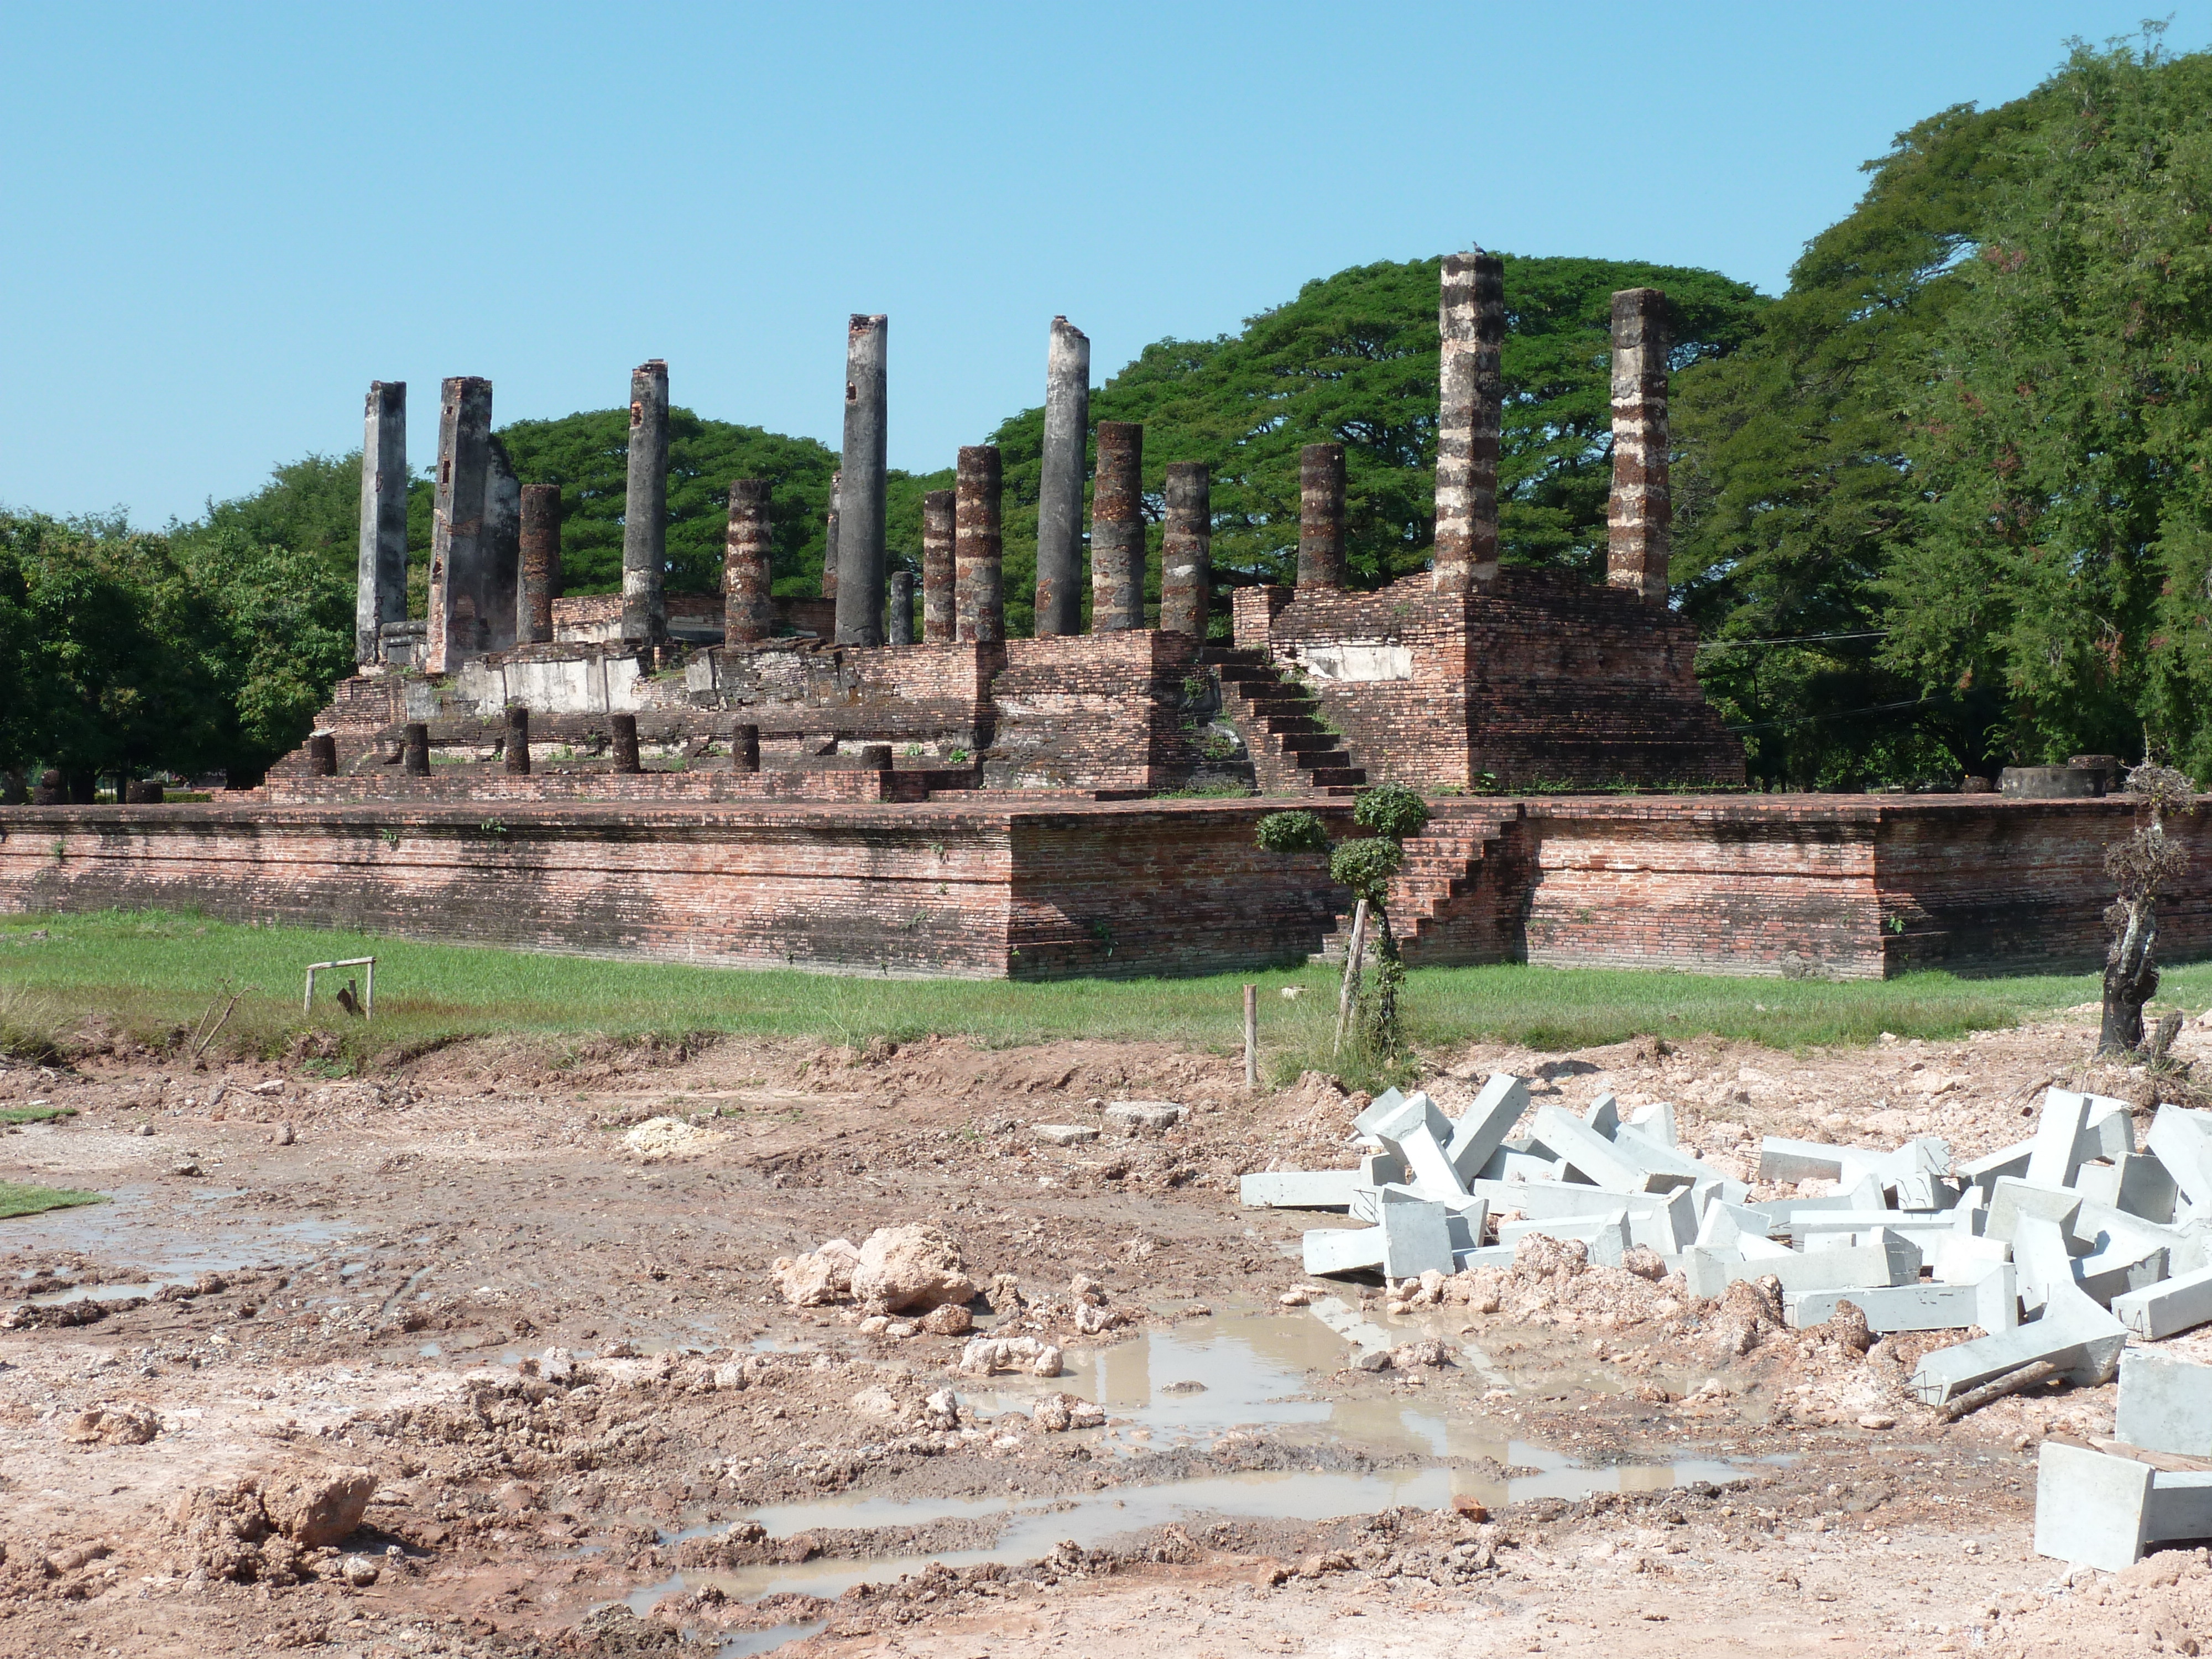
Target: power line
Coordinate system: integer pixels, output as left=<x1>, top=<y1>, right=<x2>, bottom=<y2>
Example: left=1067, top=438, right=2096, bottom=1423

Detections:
left=1724, top=696, right=1935, bottom=736
left=1696, top=629, right=1892, bottom=650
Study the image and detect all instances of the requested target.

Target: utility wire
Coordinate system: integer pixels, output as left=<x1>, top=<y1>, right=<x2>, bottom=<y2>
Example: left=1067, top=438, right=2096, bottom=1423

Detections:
left=1724, top=696, right=1936, bottom=736
left=1696, top=629, right=1892, bottom=650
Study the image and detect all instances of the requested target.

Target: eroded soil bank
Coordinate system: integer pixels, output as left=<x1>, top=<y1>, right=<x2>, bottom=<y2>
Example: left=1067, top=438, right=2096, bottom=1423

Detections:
left=5, top=1010, right=2212, bottom=1658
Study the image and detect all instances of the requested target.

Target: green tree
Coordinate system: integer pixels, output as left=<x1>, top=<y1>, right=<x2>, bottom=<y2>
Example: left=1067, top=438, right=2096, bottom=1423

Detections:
left=1879, top=34, right=2212, bottom=776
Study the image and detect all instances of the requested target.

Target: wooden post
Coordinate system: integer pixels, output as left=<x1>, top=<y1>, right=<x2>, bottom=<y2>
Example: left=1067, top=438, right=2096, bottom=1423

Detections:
left=1333, top=900, right=1369, bottom=1057
left=1243, top=983, right=1259, bottom=1091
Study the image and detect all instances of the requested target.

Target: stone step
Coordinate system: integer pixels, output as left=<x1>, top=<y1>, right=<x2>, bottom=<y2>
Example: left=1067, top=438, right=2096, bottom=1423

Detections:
left=1307, top=765, right=1366, bottom=788
left=1277, top=732, right=1341, bottom=753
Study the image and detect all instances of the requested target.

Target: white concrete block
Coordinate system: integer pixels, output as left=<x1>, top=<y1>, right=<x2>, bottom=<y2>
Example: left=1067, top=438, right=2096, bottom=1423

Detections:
left=1386, top=1121, right=1471, bottom=1201
left=1681, top=1246, right=1741, bottom=1300
left=1932, top=1233, right=2011, bottom=1284
left=1695, top=1201, right=1771, bottom=1249
left=2025, top=1088, right=2094, bottom=1188
left=1786, top=1270, right=2014, bottom=1333
left=2150, top=1104, right=2212, bottom=1217
left=1359, top=1150, right=1405, bottom=1188
left=1736, top=1233, right=1794, bottom=1260
left=1378, top=1188, right=1456, bottom=1279
left=2034, top=1442, right=2152, bottom=1571
left=1446, top=1074, right=1529, bottom=1183
left=1584, top=1092, right=1621, bottom=1138
left=1239, top=1169, right=1358, bottom=1209
left=2073, top=1154, right=2179, bottom=1225
left=1690, top=1237, right=1918, bottom=1297
left=2116, top=1349, right=2212, bottom=1457
left=2080, top=1095, right=2138, bottom=1161
left=1959, top=1138, right=2034, bottom=1197
left=1352, top=1088, right=1409, bottom=1135
left=1537, top=1107, right=1688, bottom=1194
left=1104, top=1100, right=1186, bottom=1134
left=1910, top=1220, right=2128, bottom=1404
left=1452, top=1244, right=1517, bottom=1272
left=1987, top=1177, right=2084, bottom=1246
left=1302, top=1225, right=1385, bottom=1276
left=2076, top=1240, right=2169, bottom=1308
left=2148, top=1470, right=2212, bottom=1544
left=1759, top=1136, right=1848, bottom=1183
left=2114, top=1262, right=2212, bottom=1340
left=1473, top=1148, right=1558, bottom=1184
left=1626, top=1100, right=1677, bottom=1146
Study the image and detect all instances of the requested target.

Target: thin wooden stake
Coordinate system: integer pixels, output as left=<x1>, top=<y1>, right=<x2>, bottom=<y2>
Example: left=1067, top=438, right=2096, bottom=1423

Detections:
left=1242, top=983, right=1259, bottom=1091
left=1333, top=899, right=1369, bottom=1058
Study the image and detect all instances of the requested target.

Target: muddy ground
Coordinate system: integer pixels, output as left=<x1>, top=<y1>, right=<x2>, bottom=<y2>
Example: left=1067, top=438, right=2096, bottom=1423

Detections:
left=4, top=1006, right=2211, bottom=1658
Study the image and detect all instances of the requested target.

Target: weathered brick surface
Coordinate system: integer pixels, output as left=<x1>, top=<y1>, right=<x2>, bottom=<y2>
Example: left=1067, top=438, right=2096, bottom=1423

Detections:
left=986, top=633, right=1222, bottom=791
left=1235, top=572, right=1740, bottom=791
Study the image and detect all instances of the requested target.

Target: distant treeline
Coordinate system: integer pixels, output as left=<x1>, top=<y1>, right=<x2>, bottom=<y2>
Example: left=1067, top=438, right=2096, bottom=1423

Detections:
left=7, top=33, right=2209, bottom=791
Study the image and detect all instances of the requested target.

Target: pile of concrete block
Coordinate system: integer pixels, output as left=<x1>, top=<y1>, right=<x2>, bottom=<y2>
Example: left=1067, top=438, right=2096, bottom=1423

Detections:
left=1241, top=1079, right=2212, bottom=1405
left=2036, top=1350, right=2212, bottom=1571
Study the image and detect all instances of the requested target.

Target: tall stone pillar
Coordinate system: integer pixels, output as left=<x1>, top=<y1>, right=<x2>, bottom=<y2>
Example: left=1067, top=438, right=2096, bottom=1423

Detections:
left=357, top=381, right=408, bottom=665
left=921, top=489, right=955, bottom=643
left=723, top=479, right=774, bottom=644
left=518, top=483, right=560, bottom=644
left=833, top=315, right=889, bottom=646
left=1298, top=442, right=1345, bottom=590
left=821, top=471, right=841, bottom=601
left=1606, top=288, right=1672, bottom=607
left=621, top=360, right=670, bottom=648
left=1090, top=421, right=1145, bottom=632
left=426, top=376, right=493, bottom=675
left=1035, top=316, right=1091, bottom=636
left=888, top=570, right=915, bottom=644
left=1432, top=249, right=1505, bottom=596
left=481, top=439, right=521, bottom=653
left=504, top=706, right=530, bottom=775
left=954, top=445, right=1004, bottom=644
left=1160, top=463, right=1211, bottom=639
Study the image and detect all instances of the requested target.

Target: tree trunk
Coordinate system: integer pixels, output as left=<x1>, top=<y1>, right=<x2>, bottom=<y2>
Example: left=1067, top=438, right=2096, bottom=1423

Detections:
left=1368, top=905, right=1404, bottom=1053
left=1333, top=899, right=1368, bottom=1057
left=2100, top=897, right=2159, bottom=1055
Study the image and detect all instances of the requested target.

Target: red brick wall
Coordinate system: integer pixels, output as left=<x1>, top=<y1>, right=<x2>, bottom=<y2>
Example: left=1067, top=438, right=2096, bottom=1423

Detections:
left=987, top=633, right=1214, bottom=791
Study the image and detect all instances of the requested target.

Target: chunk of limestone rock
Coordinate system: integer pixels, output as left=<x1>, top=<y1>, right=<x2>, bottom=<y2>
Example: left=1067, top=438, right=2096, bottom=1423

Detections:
left=1104, top=1100, right=1185, bottom=1135
left=1908, top=1217, right=2127, bottom=1405
left=2034, top=1441, right=2153, bottom=1572
left=1032, top=1124, right=1099, bottom=1147
left=2114, top=1262, right=2212, bottom=1341
left=2115, top=1349, right=2212, bottom=1457
left=1444, top=1074, right=1529, bottom=1184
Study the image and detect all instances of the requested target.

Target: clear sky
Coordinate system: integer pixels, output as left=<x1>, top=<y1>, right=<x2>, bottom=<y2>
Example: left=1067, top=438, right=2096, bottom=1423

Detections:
left=1, top=2, right=2202, bottom=527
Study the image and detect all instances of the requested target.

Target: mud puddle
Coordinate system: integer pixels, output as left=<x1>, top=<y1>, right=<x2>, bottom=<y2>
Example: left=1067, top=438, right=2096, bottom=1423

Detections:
left=4, top=1185, right=359, bottom=1276
left=635, top=1308, right=1762, bottom=1614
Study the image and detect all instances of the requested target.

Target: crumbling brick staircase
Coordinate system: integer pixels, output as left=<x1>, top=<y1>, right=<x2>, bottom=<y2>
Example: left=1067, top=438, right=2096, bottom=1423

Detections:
left=1203, top=647, right=1365, bottom=796
left=1316, top=800, right=1525, bottom=967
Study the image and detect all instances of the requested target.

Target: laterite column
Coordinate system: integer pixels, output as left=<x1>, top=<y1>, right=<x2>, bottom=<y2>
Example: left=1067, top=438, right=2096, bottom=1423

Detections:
left=833, top=315, right=889, bottom=645
left=1159, top=462, right=1211, bottom=638
left=1090, top=421, right=1144, bottom=631
left=426, top=376, right=493, bottom=674
left=1035, top=316, right=1091, bottom=635
left=504, top=707, right=530, bottom=775
left=519, top=483, right=560, bottom=644
left=357, top=381, right=408, bottom=664
left=954, top=445, right=1004, bottom=644
left=1298, top=442, right=1345, bottom=590
left=621, top=359, right=670, bottom=648
left=1606, top=287, right=1672, bottom=606
left=921, top=489, right=955, bottom=642
left=1432, top=249, right=1504, bottom=596
left=723, top=479, right=774, bottom=644
left=888, top=570, right=915, bottom=644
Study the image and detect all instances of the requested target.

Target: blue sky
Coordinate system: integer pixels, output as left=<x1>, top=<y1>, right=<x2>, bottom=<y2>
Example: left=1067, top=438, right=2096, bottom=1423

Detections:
left=1, top=2, right=2201, bottom=526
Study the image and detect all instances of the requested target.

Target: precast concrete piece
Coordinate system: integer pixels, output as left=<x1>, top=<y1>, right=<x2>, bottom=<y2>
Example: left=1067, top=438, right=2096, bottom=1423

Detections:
left=1758, top=1136, right=1848, bottom=1184
left=1446, top=1075, right=1530, bottom=1182
left=2114, top=1263, right=2212, bottom=1340
left=1933, top=1233, right=2011, bottom=1284
left=2025, top=1088, right=2094, bottom=1188
left=1987, top=1177, right=2085, bottom=1245
left=1683, top=1236, right=1918, bottom=1299
left=1453, top=1245, right=1518, bottom=1271
left=2073, top=1154, right=2180, bottom=1224
left=2075, top=1240, right=2169, bottom=1308
left=1378, top=1190, right=1457, bottom=1279
left=2081, top=1097, right=2138, bottom=1161
left=2149, top=1105, right=2212, bottom=1218
left=1239, top=1171, right=1359, bottom=1211
left=1785, top=1265, right=2016, bottom=1334
left=1694, top=1201, right=1773, bottom=1249
left=2148, top=1471, right=2212, bottom=1545
left=1477, top=1150, right=1562, bottom=1184
left=2116, top=1350, right=2212, bottom=1457
left=1960, top=1139, right=2035, bottom=1197
left=2034, top=1442, right=2152, bottom=1571
left=1498, top=1212, right=1630, bottom=1266
left=1910, top=1225, right=2128, bottom=1404
left=1536, top=1107, right=1690, bottom=1194
left=1303, top=1225, right=1386, bottom=1276
left=1782, top=1212, right=1964, bottom=1248
left=1583, top=1093, right=1621, bottom=1137
left=1625, top=1101, right=1677, bottom=1147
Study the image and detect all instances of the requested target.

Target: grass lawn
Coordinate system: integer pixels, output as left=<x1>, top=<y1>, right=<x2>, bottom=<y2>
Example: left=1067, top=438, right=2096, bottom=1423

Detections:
left=0, top=1105, right=75, bottom=1125
left=0, top=907, right=2190, bottom=1083
left=0, top=1182, right=103, bottom=1220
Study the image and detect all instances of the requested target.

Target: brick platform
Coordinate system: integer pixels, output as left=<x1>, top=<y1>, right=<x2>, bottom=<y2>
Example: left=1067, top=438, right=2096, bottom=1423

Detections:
left=0, top=792, right=2189, bottom=981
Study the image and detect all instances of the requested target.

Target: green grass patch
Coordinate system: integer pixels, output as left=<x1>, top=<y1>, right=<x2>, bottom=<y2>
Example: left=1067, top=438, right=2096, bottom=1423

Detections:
left=0, top=1182, right=103, bottom=1219
left=0, top=1105, right=76, bottom=1125
left=0, top=907, right=2189, bottom=1080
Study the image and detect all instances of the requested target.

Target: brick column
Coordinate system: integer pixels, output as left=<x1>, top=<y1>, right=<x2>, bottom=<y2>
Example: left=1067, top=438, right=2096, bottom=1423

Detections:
left=888, top=569, right=915, bottom=644
left=921, top=488, right=955, bottom=642
left=732, top=722, right=760, bottom=773
left=1432, top=250, right=1504, bottom=596
left=519, top=483, right=560, bottom=645
left=723, top=478, right=774, bottom=644
left=307, top=734, right=337, bottom=777
left=1159, top=462, right=1211, bottom=638
left=954, top=445, right=1004, bottom=644
left=356, top=381, right=408, bottom=665
left=504, top=706, right=530, bottom=775
left=1606, top=288, right=1672, bottom=606
left=833, top=315, right=889, bottom=645
left=821, top=471, right=841, bottom=602
left=1036, top=316, right=1091, bottom=636
left=403, top=723, right=430, bottom=776
left=610, top=713, right=641, bottom=774
left=482, top=438, right=521, bottom=653
left=426, top=376, right=492, bottom=675
left=622, top=359, right=670, bottom=648
left=1298, top=442, right=1345, bottom=590
left=1090, top=421, right=1144, bottom=631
